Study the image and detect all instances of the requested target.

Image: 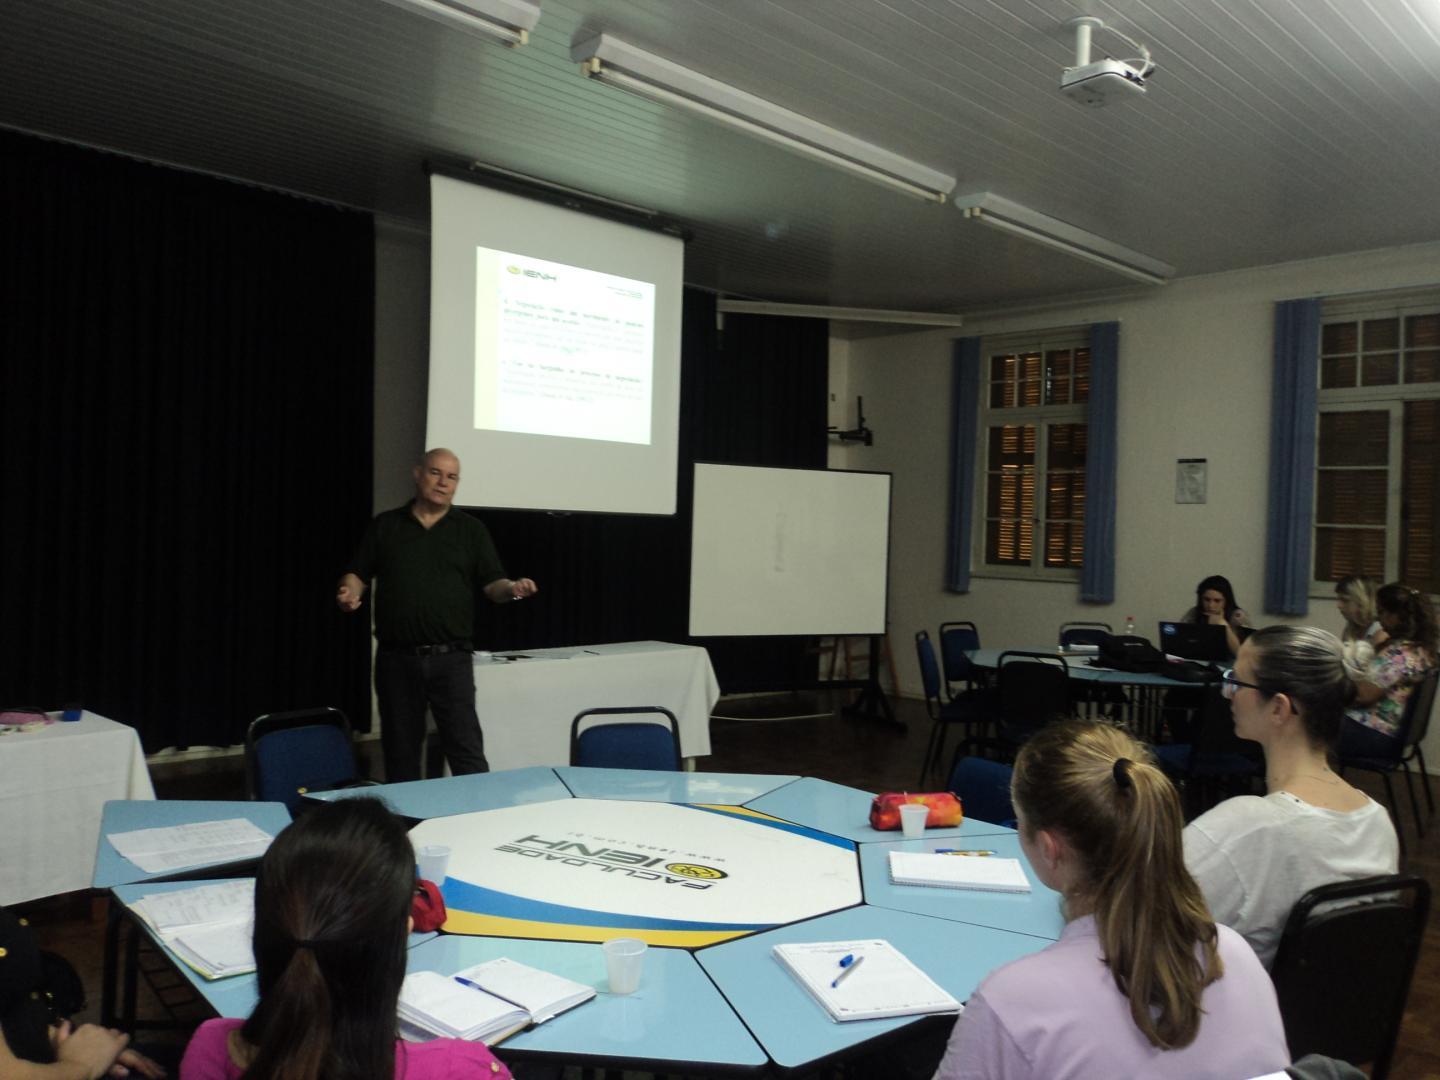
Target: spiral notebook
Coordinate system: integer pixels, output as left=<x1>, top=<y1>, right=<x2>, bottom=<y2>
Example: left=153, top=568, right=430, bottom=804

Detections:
left=772, top=939, right=961, bottom=1023
left=888, top=851, right=1030, bottom=893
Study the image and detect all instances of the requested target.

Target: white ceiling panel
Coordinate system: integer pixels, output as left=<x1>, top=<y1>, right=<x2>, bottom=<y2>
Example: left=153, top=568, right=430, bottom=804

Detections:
left=3, top=0, right=1439, bottom=310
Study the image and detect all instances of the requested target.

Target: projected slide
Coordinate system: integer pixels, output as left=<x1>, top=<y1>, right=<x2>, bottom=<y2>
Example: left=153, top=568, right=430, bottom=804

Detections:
left=475, top=248, right=655, bottom=445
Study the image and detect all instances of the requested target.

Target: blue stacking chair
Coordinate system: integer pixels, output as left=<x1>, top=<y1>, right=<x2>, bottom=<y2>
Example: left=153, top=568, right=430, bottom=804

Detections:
left=916, top=630, right=994, bottom=786
left=1058, top=621, right=1112, bottom=647
left=938, top=620, right=986, bottom=695
left=945, top=753, right=1016, bottom=828
left=245, top=707, right=372, bottom=814
left=570, top=706, right=681, bottom=771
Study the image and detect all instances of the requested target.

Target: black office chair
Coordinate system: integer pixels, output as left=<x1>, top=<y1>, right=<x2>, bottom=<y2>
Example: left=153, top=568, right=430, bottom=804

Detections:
left=1152, top=684, right=1262, bottom=816
left=570, top=706, right=681, bottom=771
left=1340, top=669, right=1438, bottom=850
left=1058, top=621, right=1112, bottom=647
left=916, top=630, right=994, bottom=786
left=938, top=620, right=987, bottom=694
left=1269, top=873, right=1430, bottom=1080
left=245, top=707, right=374, bottom=814
left=994, top=651, right=1071, bottom=756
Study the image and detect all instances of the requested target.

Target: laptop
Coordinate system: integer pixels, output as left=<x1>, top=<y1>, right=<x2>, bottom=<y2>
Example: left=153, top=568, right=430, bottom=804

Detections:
left=1158, top=621, right=1230, bottom=662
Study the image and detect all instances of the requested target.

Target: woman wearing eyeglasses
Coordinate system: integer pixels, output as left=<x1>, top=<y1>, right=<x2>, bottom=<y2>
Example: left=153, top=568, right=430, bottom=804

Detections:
left=1183, top=626, right=1398, bottom=968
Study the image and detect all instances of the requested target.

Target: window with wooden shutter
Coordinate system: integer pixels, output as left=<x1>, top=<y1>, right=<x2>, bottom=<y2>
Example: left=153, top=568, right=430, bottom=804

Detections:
left=978, top=334, right=1089, bottom=579
left=1315, top=292, right=1440, bottom=595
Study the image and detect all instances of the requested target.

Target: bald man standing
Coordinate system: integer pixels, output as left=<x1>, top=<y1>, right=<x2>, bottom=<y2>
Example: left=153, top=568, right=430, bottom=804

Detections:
left=338, top=448, right=537, bottom=781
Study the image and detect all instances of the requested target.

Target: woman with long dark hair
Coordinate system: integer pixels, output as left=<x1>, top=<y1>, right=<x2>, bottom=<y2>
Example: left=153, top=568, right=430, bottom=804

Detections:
left=180, top=798, right=511, bottom=1080
left=1185, top=626, right=1398, bottom=967
left=1182, top=574, right=1249, bottom=656
left=932, top=721, right=1287, bottom=1079
left=1341, top=583, right=1439, bottom=757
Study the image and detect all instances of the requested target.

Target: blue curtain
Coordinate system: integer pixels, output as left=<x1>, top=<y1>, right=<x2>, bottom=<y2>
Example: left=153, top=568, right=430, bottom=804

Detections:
left=1081, top=322, right=1119, bottom=603
left=946, top=338, right=982, bottom=592
left=1265, top=298, right=1321, bottom=614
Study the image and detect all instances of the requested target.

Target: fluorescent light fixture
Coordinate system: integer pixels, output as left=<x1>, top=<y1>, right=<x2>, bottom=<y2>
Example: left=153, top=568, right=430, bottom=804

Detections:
left=717, top=299, right=964, bottom=327
left=376, top=0, right=540, bottom=46
left=953, top=192, right=1174, bottom=285
left=571, top=33, right=956, bottom=204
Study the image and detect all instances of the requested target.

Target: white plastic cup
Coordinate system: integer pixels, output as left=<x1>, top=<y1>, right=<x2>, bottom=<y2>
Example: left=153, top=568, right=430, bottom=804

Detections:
left=603, top=937, right=647, bottom=994
left=417, top=844, right=451, bottom=885
left=899, top=802, right=930, bottom=839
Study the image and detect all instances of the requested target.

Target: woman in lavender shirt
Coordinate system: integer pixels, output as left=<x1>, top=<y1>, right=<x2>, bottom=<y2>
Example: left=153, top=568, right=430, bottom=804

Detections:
left=933, top=721, right=1289, bottom=1080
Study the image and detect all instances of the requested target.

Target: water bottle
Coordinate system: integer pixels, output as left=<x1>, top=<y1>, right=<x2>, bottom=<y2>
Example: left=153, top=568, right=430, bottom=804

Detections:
left=1123, top=615, right=1136, bottom=636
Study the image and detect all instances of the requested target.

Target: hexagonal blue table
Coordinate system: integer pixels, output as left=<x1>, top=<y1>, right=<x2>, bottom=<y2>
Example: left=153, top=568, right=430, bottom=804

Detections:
left=114, top=768, right=1060, bottom=1073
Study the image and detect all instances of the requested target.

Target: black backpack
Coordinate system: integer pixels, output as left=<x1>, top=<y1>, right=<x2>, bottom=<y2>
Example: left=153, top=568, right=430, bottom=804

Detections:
left=1096, top=634, right=1168, bottom=673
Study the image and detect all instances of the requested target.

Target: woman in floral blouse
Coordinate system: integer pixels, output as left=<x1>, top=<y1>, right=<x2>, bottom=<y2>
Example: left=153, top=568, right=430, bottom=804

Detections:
left=1340, top=583, right=1438, bottom=757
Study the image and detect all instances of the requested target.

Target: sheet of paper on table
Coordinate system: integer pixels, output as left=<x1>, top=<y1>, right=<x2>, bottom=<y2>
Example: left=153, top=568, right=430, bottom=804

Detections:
left=106, top=818, right=274, bottom=873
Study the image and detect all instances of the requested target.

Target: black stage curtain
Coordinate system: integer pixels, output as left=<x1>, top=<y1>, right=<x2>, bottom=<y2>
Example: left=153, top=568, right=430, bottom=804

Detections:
left=0, top=131, right=375, bottom=751
left=475, top=289, right=829, bottom=691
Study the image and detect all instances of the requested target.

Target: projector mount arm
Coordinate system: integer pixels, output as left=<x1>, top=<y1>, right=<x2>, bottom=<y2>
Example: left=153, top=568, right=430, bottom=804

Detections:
left=828, top=396, right=874, bottom=447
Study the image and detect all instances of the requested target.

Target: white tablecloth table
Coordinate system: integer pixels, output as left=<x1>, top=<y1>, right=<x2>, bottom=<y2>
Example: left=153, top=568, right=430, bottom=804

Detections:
left=0, top=711, right=155, bottom=904
left=478, top=641, right=719, bottom=770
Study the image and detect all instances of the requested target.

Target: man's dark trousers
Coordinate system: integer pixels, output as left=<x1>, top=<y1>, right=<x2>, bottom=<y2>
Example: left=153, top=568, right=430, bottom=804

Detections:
left=375, top=649, right=489, bottom=782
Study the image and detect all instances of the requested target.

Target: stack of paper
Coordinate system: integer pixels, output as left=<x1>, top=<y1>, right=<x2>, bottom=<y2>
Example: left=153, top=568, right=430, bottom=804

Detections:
left=129, top=880, right=256, bottom=980
left=107, top=819, right=274, bottom=874
left=772, top=939, right=961, bottom=1023
left=888, top=851, right=1031, bottom=893
left=399, top=959, right=595, bottom=1044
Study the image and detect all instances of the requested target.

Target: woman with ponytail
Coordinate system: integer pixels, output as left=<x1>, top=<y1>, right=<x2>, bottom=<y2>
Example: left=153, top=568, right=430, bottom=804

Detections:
left=1340, top=583, right=1439, bottom=757
left=179, top=798, right=511, bottom=1080
left=932, top=721, right=1287, bottom=1079
left=1185, top=626, right=1398, bottom=969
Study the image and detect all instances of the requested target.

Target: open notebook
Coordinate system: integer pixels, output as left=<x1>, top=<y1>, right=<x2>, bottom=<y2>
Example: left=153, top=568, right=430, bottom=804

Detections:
left=773, top=939, right=961, bottom=1023
left=399, top=958, right=596, bottom=1044
left=888, top=851, right=1031, bottom=893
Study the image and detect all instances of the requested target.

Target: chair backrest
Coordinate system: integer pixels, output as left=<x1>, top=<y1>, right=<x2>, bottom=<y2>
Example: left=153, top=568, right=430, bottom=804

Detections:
left=1270, top=873, right=1429, bottom=1078
left=946, top=755, right=1016, bottom=827
left=938, top=621, right=980, bottom=686
left=1059, top=621, right=1112, bottom=647
left=570, top=706, right=681, bottom=771
left=915, top=630, right=944, bottom=705
left=245, top=707, right=357, bottom=813
left=1400, top=668, right=1439, bottom=751
left=996, top=651, right=1071, bottom=742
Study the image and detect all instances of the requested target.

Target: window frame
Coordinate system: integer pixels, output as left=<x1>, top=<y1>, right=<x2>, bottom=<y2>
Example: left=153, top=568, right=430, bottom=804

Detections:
left=1311, top=290, right=1440, bottom=596
left=971, top=328, right=1090, bottom=584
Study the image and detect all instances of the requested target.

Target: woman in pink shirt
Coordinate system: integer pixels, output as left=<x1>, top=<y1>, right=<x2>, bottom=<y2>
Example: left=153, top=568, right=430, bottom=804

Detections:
left=933, top=721, right=1288, bottom=1079
left=180, top=797, right=510, bottom=1080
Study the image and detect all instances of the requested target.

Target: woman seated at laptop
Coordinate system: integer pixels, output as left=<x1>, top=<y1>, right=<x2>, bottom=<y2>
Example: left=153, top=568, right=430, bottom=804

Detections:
left=932, top=721, right=1288, bottom=1079
left=180, top=797, right=510, bottom=1080
left=1182, top=575, right=1249, bottom=657
left=1339, top=583, right=1439, bottom=758
left=1184, top=625, right=1397, bottom=968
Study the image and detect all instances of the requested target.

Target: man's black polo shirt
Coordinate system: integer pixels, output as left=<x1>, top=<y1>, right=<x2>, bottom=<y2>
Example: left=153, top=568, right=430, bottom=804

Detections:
left=348, top=504, right=506, bottom=647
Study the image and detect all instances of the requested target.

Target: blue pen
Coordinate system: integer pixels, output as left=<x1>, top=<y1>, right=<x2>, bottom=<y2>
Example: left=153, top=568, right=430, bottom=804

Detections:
left=831, top=954, right=864, bottom=989
left=453, top=975, right=485, bottom=992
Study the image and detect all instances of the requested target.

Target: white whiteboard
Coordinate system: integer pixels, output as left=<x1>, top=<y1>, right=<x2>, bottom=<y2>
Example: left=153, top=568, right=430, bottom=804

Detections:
left=689, top=464, right=891, bottom=636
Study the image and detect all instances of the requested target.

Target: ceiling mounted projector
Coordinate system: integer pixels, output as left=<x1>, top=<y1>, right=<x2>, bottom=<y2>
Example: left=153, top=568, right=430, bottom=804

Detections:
left=1060, top=16, right=1155, bottom=107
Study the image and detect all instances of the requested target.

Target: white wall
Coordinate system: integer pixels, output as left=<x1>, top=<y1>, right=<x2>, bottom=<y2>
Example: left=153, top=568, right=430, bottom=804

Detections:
left=834, top=241, right=1440, bottom=711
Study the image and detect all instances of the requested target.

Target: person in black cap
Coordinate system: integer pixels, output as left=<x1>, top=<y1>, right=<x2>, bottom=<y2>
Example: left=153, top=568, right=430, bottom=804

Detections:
left=0, top=906, right=164, bottom=1078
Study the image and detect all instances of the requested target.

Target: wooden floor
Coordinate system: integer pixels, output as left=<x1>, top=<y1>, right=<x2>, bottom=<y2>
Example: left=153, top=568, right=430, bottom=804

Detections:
left=19, top=693, right=1440, bottom=1076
